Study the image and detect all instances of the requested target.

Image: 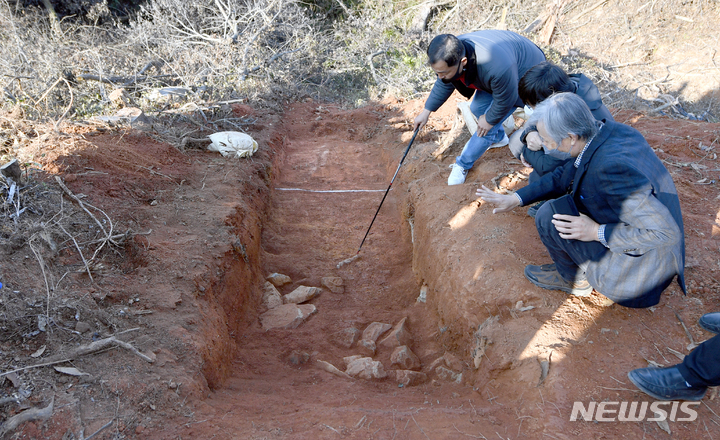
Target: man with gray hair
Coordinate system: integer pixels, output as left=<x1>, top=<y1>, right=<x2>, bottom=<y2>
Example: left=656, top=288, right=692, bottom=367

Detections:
left=477, top=93, right=685, bottom=308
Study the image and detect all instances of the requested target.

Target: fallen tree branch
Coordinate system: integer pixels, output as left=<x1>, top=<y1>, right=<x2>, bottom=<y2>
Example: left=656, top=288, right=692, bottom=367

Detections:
left=55, top=176, right=118, bottom=259
left=0, top=336, right=154, bottom=378
left=0, top=397, right=54, bottom=438
left=84, top=419, right=113, bottom=440
left=367, top=50, right=386, bottom=85
left=78, top=73, right=176, bottom=87
left=54, top=77, right=74, bottom=130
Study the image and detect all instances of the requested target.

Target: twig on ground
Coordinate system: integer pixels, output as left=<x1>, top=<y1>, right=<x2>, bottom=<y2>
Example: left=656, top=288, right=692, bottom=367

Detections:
left=674, top=311, right=698, bottom=350
left=28, top=238, right=52, bottom=318
left=55, top=176, right=118, bottom=257
left=410, top=413, right=430, bottom=440
left=0, top=397, right=19, bottom=405
left=54, top=77, right=74, bottom=130
left=135, top=165, right=178, bottom=182
left=0, top=397, right=54, bottom=438
left=56, top=222, right=93, bottom=283
left=0, top=335, right=154, bottom=378
left=453, top=423, right=488, bottom=439
left=84, top=419, right=114, bottom=440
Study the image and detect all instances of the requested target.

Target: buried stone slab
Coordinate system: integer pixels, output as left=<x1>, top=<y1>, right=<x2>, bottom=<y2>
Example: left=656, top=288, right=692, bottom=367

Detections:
left=362, top=322, right=392, bottom=342
left=284, top=286, right=321, bottom=304
left=263, top=281, right=283, bottom=309
left=321, top=276, right=345, bottom=293
left=267, top=273, right=292, bottom=287
left=391, top=370, right=428, bottom=387
left=344, top=356, right=387, bottom=380
left=435, top=366, right=462, bottom=383
left=260, top=304, right=317, bottom=330
left=357, top=339, right=377, bottom=356
left=390, top=345, right=421, bottom=370
left=330, top=327, right=360, bottom=349
left=429, top=351, right=465, bottom=373
left=379, top=317, right=413, bottom=349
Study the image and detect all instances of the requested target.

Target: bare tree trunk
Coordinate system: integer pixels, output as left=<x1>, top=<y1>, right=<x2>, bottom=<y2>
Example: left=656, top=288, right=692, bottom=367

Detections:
left=41, top=0, right=63, bottom=38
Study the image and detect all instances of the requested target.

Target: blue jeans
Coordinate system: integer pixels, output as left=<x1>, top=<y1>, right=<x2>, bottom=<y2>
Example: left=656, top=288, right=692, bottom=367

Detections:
left=456, top=91, right=516, bottom=170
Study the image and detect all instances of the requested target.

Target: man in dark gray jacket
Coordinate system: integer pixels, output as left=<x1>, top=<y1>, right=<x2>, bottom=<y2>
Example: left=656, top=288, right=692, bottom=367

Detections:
left=413, top=31, right=545, bottom=185
left=477, top=93, right=685, bottom=308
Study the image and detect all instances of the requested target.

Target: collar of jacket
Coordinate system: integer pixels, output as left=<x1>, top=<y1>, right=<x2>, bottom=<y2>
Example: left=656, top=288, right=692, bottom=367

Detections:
left=571, top=119, right=614, bottom=194
left=451, top=40, right=478, bottom=89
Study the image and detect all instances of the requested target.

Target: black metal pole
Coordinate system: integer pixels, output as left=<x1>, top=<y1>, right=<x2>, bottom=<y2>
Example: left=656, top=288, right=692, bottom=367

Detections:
left=356, top=127, right=420, bottom=254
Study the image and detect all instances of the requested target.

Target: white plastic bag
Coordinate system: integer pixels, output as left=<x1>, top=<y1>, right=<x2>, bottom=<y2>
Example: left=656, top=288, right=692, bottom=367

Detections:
left=207, top=131, right=258, bottom=158
left=457, top=101, right=516, bottom=136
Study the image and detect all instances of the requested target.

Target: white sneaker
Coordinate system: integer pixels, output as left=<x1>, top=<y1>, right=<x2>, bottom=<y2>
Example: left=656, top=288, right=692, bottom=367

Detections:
left=487, top=133, right=509, bottom=150
left=448, top=164, right=468, bottom=185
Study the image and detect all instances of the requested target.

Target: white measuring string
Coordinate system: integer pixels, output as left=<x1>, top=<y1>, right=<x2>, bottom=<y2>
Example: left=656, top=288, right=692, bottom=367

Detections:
left=275, top=188, right=387, bottom=193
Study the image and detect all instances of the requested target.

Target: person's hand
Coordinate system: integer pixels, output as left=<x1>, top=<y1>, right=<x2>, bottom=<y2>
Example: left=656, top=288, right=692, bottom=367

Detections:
left=475, top=185, right=521, bottom=213
left=413, top=109, right=431, bottom=132
left=525, top=131, right=543, bottom=151
left=551, top=213, right=599, bottom=242
left=475, top=114, right=493, bottom=137
left=520, top=153, right=531, bottom=168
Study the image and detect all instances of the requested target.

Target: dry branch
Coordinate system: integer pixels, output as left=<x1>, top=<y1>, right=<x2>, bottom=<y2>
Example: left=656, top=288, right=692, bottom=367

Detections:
left=55, top=176, right=118, bottom=257
left=1, top=159, right=22, bottom=182
left=0, top=397, right=54, bottom=438
left=78, top=74, right=176, bottom=87
left=0, top=335, right=154, bottom=379
left=84, top=419, right=113, bottom=440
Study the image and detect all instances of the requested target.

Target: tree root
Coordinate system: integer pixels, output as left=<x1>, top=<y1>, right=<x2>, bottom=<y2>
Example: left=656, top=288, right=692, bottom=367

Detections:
left=0, top=396, right=54, bottom=438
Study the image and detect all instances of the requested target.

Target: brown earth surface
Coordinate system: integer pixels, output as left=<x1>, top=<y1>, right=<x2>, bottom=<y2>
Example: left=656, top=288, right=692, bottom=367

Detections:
left=1, top=96, right=720, bottom=440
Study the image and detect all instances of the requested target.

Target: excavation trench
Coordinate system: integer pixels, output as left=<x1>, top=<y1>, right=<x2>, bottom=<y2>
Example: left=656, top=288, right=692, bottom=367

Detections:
left=146, top=100, right=716, bottom=439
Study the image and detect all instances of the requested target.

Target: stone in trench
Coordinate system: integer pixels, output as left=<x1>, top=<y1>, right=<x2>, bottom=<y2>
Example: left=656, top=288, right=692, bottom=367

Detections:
left=321, top=276, right=345, bottom=294
left=362, top=322, right=392, bottom=342
left=262, top=281, right=283, bottom=309
left=317, top=360, right=353, bottom=380
left=330, top=327, right=360, bottom=348
left=283, top=286, right=321, bottom=304
left=442, top=351, right=465, bottom=372
left=435, top=366, right=462, bottom=383
left=267, top=273, right=292, bottom=287
left=429, top=351, right=465, bottom=373
left=260, top=304, right=317, bottom=330
left=392, top=370, right=428, bottom=387
left=286, top=350, right=310, bottom=365
left=357, top=339, right=376, bottom=356
left=344, top=356, right=387, bottom=380
left=379, top=317, right=413, bottom=349
left=390, top=345, right=421, bottom=370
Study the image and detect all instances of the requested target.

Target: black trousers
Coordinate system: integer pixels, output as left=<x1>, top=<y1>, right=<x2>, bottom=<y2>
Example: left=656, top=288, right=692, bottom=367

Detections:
left=678, top=334, right=720, bottom=387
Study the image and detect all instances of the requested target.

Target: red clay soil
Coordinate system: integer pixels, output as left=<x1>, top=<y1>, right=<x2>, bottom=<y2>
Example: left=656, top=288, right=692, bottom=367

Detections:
left=2, top=96, right=720, bottom=439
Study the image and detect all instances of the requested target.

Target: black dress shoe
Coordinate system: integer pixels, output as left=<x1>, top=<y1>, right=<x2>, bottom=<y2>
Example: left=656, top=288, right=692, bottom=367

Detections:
left=699, top=312, right=720, bottom=334
left=628, top=366, right=707, bottom=401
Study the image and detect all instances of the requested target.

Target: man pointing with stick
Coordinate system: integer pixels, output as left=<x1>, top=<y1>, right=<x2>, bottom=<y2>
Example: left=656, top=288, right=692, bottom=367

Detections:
left=476, top=93, right=685, bottom=308
left=414, top=30, right=545, bottom=185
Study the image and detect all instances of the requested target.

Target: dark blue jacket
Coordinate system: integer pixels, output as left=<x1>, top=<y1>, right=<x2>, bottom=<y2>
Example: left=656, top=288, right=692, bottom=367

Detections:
left=517, top=120, right=686, bottom=307
left=424, top=30, right=546, bottom=126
